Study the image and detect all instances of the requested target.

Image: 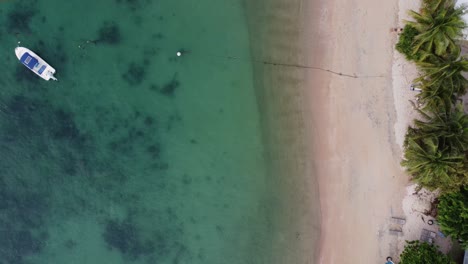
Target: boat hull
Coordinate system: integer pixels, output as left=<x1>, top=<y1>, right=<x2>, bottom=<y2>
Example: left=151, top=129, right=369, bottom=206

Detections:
left=15, top=47, right=57, bottom=81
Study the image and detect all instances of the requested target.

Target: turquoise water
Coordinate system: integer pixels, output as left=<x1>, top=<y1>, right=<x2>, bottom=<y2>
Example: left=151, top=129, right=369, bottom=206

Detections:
left=0, top=0, right=318, bottom=263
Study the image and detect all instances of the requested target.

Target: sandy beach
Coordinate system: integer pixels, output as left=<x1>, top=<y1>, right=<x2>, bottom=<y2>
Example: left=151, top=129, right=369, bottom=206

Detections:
left=244, top=0, right=458, bottom=262
left=305, top=0, right=413, bottom=262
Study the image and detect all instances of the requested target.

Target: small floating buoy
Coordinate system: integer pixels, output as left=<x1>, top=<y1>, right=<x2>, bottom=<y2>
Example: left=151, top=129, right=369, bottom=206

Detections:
left=176, top=51, right=182, bottom=57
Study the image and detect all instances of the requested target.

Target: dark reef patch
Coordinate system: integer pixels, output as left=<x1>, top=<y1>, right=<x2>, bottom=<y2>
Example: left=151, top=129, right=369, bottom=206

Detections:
left=144, top=116, right=154, bottom=126
left=64, top=239, right=77, bottom=249
left=149, top=84, right=159, bottom=91
left=15, top=65, right=42, bottom=85
left=115, top=0, right=149, bottom=11
left=4, top=95, right=43, bottom=137
left=160, top=80, right=179, bottom=96
left=6, top=2, right=37, bottom=34
left=0, top=178, right=49, bottom=263
left=182, top=174, right=192, bottom=185
left=101, top=209, right=191, bottom=262
left=166, top=114, right=182, bottom=131
left=146, top=144, right=160, bottom=158
left=0, top=229, right=46, bottom=264
left=0, top=92, right=179, bottom=262
left=51, top=109, right=88, bottom=146
left=102, top=218, right=154, bottom=260
left=122, top=63, right=146, bottom=86
left=97, top=22, right=121, bottom=45
left=148, top=75, right=181, bottom=97
left=0, top=187, right=48, bottom=229
left=151, top=33, right=164, bottom=39
left=4, top=96, right=88, bottom=152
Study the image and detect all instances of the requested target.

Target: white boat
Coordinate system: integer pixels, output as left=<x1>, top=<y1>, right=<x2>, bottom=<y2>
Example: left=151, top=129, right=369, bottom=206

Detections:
left=15, top=47, right=57, bottom=81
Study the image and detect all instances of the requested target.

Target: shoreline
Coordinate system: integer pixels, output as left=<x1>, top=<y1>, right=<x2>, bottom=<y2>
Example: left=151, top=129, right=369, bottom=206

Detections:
left=243, top=0, right=452, bottom=262
left=244, top=0, right=323, bottom=263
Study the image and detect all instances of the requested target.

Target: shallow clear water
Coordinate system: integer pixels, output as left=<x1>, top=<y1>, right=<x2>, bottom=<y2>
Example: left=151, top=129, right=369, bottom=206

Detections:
left=0, top=0, right=269, bottom=263
left=0, top=0, right=318, bottom=263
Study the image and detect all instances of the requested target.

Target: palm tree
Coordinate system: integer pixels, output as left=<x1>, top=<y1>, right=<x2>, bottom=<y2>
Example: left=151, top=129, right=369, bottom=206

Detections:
left=406, top=0, right=466, bottom=58
left=411, top=103, right=468, bottom=152
left=414, top=54, right=468, bottom=97
left=415, top=79, right=454, bottom=113
left=401, top=135, right=467, bottom=192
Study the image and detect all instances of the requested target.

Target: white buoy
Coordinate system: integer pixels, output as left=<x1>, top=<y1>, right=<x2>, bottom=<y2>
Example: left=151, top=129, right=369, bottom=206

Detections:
left=176, top=51, right=182, bottom=57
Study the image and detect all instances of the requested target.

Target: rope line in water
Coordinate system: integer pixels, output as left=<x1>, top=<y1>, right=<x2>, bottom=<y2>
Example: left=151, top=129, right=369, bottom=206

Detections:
left=210, top=54, right=385, bottom=79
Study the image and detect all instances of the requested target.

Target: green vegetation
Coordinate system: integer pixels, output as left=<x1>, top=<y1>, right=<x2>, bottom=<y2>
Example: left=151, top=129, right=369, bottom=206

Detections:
left=400, top=241, right=455, bottom=264
left=396, top=25, right=421, bottom=61
left=402, top=103, right=468, bottom=192
left=399, top=0, right=468, bottom=193
left=401, top=136, right=467, bottom=192
left=397, top=0, right=468, bottom=259
left=405, top=0, right=466, bottom=59
left=416, top=79, right=456, bottom=113
left=437, top=187, right=468, bottom=249
left=414, top=53, right=468, bottom=97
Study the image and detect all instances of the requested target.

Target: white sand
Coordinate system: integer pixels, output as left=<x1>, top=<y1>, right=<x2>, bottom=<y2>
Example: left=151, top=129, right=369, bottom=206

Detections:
left=392, top=0, right=420, bottom=149
left=303, top=0, right=453, bottom=262
left=400, top=185, right=453, bottom=256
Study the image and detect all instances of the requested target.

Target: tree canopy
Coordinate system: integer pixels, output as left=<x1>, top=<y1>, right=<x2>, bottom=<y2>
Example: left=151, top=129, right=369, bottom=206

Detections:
left=405, top=0, right=466, bottom=59
left=437, top=187, right=468, bottom=249
left=401, top=104, right=468, bottom=192
left=399, top=240, right=455, bottom=264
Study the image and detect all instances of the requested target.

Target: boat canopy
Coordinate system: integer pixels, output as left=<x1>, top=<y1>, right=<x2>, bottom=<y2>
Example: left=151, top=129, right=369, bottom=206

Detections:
left=20, top=52, right=38, bottom=69
left=38, top=65, right=46, bottom=74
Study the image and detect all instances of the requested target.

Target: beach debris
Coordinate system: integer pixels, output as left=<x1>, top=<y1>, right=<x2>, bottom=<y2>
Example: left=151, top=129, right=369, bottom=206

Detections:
left=389, top=228, right=403, bottom=236
left=391, top=216, right=406, bottom=225
left=437, top=231, right=446, bottom=238
left=410, top=83, right=422, bottom=91
left=389, top=216, right=406, bottom=236
left=420, top=228, right=437, bottom=244
left=390, top=27, right=404, bottom=35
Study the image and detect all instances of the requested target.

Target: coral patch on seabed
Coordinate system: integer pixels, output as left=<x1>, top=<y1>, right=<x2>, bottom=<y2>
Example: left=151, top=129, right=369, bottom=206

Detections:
left=6, top=1, right=37, bottom=34
left=102, top=218, right=154, bottom=260
left=160, top=75, right=180, bottom=96
left=97, top=22, right=122, bottom=45
left=122, top=63, right=146, bottom=85
left=0, top=179, right=49, bottom=264
left=0, top=93, right=171, bottom=262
